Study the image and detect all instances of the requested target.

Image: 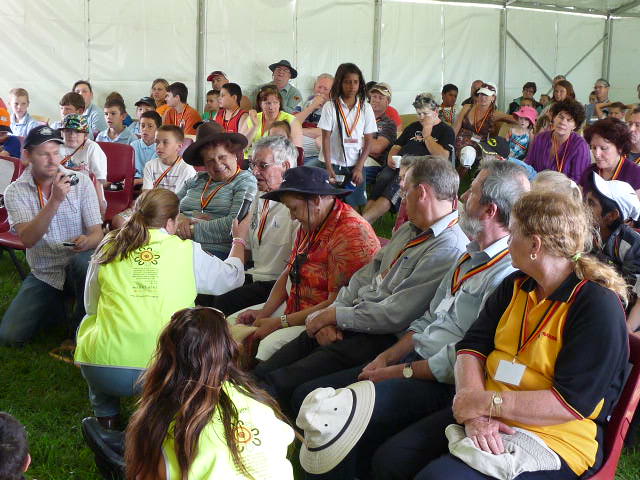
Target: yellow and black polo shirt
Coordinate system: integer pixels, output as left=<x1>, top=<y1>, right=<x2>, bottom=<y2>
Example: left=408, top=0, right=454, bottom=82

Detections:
left=457, top=271, right=628, bottom=476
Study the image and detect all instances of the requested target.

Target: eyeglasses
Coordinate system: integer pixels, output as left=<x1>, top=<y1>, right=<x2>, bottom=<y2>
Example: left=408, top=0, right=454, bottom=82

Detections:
left=249, top=161, right=274, bottom=171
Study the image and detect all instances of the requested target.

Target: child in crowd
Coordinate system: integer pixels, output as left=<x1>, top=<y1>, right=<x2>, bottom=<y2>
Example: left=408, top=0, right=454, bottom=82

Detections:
left=596, top=101, right=628, bottom=121
left=319, top=62, right=377, bottom=207
left=269, top=120, right=292, bottom=139
left=539, top=93, right=551, bottom=107
left=105, top=92, right=133, bottom=127
left=519, top=98, right=534, bottom=108
left=163, top=82, right=202, bottom=135
left=131, top=110, right=162, bottom=184
left=202, top=89, right=220, bottom=121
left=111, top=125, right=195, bottom=228
left=0, top=118, right=21, bottom=158
left=95, top=99, right=137, bottom=144
left=129, top=96, right=156, bottom=137
left=59, top=113, right=108, bottom=215
left=51, top=92, right=85, bottom=129
left=507, top=105, right=537, bottom=160
left=0, top=412, right=31, bottom=480
left=8, top=88, right=40, bottom=136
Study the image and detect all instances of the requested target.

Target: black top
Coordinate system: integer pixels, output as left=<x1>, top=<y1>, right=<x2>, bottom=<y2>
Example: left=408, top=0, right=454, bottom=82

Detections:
left=395, top=121, right=455, bottom=158
left=371, top=114, right=398, bottom=163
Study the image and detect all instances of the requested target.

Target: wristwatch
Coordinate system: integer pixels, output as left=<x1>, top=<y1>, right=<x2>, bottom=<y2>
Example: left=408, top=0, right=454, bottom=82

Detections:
left=489, top=392, right=503, bottom=421
left=280, top=314, right=289, bottom=328
left=402, top=362, right=414, bottom=379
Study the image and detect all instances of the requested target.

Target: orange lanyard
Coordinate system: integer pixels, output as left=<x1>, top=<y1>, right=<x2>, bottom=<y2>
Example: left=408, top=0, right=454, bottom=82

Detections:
left=175, top=106, right=188, bottom=129
left=450, top=248, right=510, bottom=295
left=337, top=99, right=362, bottom=138
left=385, top=218, right=459, bottom=277
left=601, top=156, right=625, bottom=180
left=36, top=184, right=46, bottom=209
left=223, top=107, right=240, bottom=131
left=257, top=200, right=270, bottom=244
left=473, top=106, right=491, bottom=134
left=551, top=133, right=572, bottom=172
left=200, top=167, right=241, bottom=212
left=153, top=157, right=182, bottom=188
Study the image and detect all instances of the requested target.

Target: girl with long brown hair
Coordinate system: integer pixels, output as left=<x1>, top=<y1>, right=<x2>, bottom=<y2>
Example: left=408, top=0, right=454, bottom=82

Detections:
left=74, top=188, right=250, bottom=430
left=126, top=307, right=295, bottom=480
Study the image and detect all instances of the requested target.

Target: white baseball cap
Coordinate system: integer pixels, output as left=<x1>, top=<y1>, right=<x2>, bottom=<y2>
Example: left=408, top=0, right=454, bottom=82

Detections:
left=460, top=145, right=477, bottom=168
left=297, top=381, right=375, bottom=474
left=476, top=82, right=497, bottom=97
left=592, top=172, right=640, bottom=221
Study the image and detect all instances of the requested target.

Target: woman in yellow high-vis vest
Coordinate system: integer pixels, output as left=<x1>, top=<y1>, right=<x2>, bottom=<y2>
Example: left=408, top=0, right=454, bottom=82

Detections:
left=75, top=188, right=250, bottom=429
left=126, top=307, right=295, bottom=480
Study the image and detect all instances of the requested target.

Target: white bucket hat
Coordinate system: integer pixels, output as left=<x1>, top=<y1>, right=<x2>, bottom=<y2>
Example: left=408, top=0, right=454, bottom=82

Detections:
left=296, top=381, right=375, bottom=474
left=592, top=172, right=640, bottom=221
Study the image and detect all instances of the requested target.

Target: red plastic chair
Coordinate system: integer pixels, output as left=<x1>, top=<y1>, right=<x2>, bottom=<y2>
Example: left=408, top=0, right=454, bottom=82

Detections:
left=97, top=142, right=135, bottom=223
left=0, top=156, right=28, bottom=278
left=297, top=147, right=304, bottom=167
left=588, top=333, right=640, bottom=479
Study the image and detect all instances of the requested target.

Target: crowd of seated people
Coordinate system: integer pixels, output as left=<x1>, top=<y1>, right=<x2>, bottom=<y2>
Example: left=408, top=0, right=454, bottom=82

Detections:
left=3, top=60, right=640, bottom=480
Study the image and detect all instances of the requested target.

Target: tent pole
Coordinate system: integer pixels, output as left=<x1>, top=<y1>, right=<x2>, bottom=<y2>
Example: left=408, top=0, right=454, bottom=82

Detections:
left=372, top=0, right=382, bottom=82
left=498, top=6, right=507, bottom=111
left=195, top=0, right=207, bottom=114
left=602, top=15, right=613, bottom=81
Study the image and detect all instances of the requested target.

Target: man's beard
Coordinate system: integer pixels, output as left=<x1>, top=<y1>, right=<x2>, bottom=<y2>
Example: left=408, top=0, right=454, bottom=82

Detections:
left=459, top=203, right=482, bottom=239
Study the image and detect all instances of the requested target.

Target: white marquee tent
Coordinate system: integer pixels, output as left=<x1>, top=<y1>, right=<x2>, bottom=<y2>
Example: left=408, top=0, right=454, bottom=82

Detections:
left=3, top=0, right=640, bottom=121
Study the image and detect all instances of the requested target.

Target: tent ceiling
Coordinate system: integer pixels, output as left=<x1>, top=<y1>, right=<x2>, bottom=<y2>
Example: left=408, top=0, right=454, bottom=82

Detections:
left=440, top=0, right=640, bottom=16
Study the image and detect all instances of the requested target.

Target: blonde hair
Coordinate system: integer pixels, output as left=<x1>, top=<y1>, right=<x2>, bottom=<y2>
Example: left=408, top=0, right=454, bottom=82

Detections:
left=512, top=191, right=628, bottom=303
left=94, top=189, right=179, bottom=265
left=531, top=171, right=582, bottom=203
left=9, top=88, right=29, bottom=101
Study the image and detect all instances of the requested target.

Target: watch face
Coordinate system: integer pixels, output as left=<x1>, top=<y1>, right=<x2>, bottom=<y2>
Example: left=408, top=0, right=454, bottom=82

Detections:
left=402, top=365, right=412, bottom=378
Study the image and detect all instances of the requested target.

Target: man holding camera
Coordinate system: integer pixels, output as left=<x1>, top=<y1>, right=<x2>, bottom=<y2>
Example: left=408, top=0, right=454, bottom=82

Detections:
left=0, top=125, right=103, bottom=345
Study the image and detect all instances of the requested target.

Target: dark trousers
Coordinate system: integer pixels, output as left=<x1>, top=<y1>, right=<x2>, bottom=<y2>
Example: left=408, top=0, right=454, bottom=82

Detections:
left=253, top=330, right=396, bottom=414
left=415, top=454, right=578, bottom=480
left=196, top=275, right=275, bottom=316
left=290, top=365, right=455, bottom=480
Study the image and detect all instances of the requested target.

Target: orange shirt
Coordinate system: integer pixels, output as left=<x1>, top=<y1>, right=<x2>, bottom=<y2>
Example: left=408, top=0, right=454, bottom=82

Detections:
left=163, top=104, right=202, bottom=135
left=156, top=104, right=170, bottom=117
left=285, top=199, right=380, bottom=314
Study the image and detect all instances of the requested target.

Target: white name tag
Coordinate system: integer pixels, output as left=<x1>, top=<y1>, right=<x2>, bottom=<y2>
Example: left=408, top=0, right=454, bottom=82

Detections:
left=471, top=134, right=482, bottom=143
left=435, top=295, right=455, bottom=315
left=344, top=138, right=360, bottom=149
left=494, top=359, right=526, bottom=386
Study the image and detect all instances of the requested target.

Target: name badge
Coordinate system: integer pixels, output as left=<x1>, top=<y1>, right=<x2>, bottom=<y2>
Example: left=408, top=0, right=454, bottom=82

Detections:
left=494, top=359, right=526, bottom=386
left=344, top=138, right=360, bottom=149
left=471, top=134, right=482, bottom=143
left=435, top=295, right=455, bottom=315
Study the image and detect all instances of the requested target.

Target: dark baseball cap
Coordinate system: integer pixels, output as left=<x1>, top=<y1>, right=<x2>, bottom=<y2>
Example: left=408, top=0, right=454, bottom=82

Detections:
left=479, top=136, right=510, bottom=159
left=207, top=70, right=227, bottom=81
left=134, top=96, right=156, bottom=108
left=23, top=125, right=63, bottom=149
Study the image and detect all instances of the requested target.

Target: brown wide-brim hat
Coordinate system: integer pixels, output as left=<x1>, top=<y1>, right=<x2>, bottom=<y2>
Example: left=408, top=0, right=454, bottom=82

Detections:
left=182, top=132, right=248, bottom=166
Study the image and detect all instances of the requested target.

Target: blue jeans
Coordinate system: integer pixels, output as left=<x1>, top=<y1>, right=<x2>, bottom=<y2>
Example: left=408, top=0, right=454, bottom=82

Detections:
left=415, top=454, right=578, bottom=480
left=304, top=156, right=323, bottom=168
left=291, top=359, right=456, bottom=480
left=364, top=165, right=382, bottom=186
left=80, top=364, right=145, bottom=417
left=0, top=249, right=93, bottom=345
left=331, top=164, right=367, bottom=207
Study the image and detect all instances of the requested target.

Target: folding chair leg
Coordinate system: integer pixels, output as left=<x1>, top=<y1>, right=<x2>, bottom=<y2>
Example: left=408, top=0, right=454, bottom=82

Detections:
left=4, top=247, right=27, bottom=280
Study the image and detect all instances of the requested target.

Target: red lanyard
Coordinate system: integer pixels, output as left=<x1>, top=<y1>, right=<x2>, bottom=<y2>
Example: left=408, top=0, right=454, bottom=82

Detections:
left=200, top=167, right=241, bottom=212
left=440, top=106, right=455, bottom=124
left=450, top=248, right=510, bottom=295
left=601, top=156, right=625, bottom=180
left=153, top=157, right=182, bottom=188
left=257, top=200, right=270, bottom=244
left=552, top=133, right=573, bottom=172
left=337, top=99, right=362, bottom=138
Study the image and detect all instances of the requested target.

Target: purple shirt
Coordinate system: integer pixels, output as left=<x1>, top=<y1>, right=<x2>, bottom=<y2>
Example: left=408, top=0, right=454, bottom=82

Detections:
left=526, top=130, right=590, bottom=183
left=580, top=159, right=640, bottom=191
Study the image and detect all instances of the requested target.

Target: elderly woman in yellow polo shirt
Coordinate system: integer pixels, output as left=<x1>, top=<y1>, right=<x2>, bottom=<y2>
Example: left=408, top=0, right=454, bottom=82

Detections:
left=126, top=307, right=294, bottom=479
left=74, top=188, right=250, bottom=430
left=376, top=191, right=629, bottom=480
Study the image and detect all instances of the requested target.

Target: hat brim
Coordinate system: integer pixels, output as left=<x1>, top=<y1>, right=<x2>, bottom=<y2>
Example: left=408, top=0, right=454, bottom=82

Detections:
left=269, top=62, right=298, bottom=79
left=299, top=381, right=375, bottom=475
left=477, top=88, right=496, bottom=97
left=0, top=125, right=12, bottom=133
left=135, top=100, right=155, bottom=108
left=261, top=185, right=351, bottom=202
left=182, top=132, right=248, bottom=166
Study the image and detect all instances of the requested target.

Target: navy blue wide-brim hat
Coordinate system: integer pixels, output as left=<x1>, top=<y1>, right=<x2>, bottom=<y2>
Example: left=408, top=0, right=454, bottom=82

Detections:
left=269, top=59, right=298, bottom=79
left=261, top=166, right=350, bottom=202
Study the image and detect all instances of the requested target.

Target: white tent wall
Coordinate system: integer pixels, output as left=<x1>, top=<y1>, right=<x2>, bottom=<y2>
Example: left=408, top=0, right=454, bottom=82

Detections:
left=3, top=0, right=640, bottom=122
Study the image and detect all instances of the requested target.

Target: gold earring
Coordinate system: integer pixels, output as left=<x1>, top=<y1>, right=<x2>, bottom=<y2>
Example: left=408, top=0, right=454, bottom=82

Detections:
left=529, top=253, right=537, bottom=261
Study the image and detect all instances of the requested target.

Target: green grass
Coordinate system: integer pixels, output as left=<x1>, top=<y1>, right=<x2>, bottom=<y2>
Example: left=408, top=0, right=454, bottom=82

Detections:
left=2, top=221, right=640, bottom=479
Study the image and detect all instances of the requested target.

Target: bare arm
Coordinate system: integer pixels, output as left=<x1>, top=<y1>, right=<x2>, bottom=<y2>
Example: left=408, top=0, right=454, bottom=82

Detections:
left=386, top=144, right=402, bottom=166
left=293, top=96, right=325, bottom=123
left=289, top=118, right=304, bottom=148
left=453, top=104, right=471, bottom=136
left=369, top=135, right=391, bottom=157
left=492, top=110, right=518, bottom=124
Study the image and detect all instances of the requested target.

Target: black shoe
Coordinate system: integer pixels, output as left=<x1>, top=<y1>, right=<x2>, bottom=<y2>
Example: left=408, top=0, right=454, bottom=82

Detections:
left=81, top=417, right=125, bottom=480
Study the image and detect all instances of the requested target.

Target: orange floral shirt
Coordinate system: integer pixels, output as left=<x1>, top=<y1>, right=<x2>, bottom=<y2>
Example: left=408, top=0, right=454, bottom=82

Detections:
left=285, top=199, right=380, bottom=314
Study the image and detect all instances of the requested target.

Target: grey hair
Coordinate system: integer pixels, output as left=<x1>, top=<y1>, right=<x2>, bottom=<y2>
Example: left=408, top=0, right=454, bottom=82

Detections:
left=531, top=170, right=583, bottom=203
left=408, top=156, right=458, bottom=201
left=253, top=135, right=298, bottom=166
left=478, top=159, right=530, bottom=228
left=400, top=155, right=417, bottom=169
left=595, top=78, right=610, bottom=87
left=316, top=73, right=334, bottom=83
left=412, top=92, right=439, bottom=111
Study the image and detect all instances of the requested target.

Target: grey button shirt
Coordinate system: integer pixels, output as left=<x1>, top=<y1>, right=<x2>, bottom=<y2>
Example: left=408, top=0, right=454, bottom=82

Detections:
left=410, top=236, right=515, bottom=384
left=334, top=211, right=468, bottom=335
